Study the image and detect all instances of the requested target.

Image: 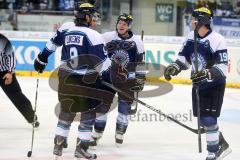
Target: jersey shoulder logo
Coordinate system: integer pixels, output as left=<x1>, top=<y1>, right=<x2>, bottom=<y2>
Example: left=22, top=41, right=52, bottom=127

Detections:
left=204, top=40, right=210, bottom=48
left=65, top=35, right=83, bottom=46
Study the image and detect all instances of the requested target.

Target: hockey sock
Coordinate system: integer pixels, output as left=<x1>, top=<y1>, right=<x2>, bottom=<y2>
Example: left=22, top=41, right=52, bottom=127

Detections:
left=205, top=124, right=220, bottom=153
left=78, top=123, right=93, bottom=141
left=56, top=120, right=72, bottom=137
left=94, top=113, right=107, bottom=133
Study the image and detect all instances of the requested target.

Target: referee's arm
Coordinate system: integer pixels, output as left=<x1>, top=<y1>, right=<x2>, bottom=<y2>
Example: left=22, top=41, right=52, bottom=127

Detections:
left=0, top=38, right=16, bottom=73
left=6, top=41, right=16, bottom=73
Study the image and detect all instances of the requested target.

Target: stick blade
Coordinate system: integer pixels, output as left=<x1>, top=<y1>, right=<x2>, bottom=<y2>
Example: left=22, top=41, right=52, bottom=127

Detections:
left=27, top=151, right=32, bottom=157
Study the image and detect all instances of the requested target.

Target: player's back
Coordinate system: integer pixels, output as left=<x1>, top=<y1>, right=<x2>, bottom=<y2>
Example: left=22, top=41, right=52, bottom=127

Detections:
left=57, top=23, right=105, bottom=62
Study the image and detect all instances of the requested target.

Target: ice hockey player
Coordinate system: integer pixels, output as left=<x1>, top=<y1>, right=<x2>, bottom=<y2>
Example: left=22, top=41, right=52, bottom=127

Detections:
left=164, top=7, right=231, bottom=160
left=34, top=2, right=119, bottom=160
left=89, top=13, right=146, bottom=148
left=0, top=32, right=40, bottom=128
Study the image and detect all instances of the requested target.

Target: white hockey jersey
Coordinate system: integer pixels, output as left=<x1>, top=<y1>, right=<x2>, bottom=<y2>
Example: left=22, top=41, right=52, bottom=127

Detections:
left=102, top=31, right=145, bottom=78
left=177, top=30, right=228, bottom=79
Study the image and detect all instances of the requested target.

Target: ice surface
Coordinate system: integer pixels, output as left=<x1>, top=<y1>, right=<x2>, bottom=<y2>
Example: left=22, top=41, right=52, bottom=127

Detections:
left=0, top=77, right=239, bottom=160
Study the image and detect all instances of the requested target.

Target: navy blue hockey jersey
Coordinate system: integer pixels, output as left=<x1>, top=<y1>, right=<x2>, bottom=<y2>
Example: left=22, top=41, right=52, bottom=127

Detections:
left=39, top=22, right=107, bottom=74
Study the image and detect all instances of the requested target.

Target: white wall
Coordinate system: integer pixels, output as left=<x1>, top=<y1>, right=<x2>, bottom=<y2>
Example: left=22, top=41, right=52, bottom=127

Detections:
left=132, top=0, right=177, bottom=36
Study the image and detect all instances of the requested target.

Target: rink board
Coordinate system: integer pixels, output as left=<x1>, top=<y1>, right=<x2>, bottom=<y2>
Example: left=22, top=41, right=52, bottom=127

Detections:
left=1, top=30, right=239, bottom=88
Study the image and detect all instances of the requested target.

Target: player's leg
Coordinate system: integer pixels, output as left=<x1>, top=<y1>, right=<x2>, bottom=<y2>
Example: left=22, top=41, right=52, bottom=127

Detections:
left=90, top=80, right=116, bottom=147
left=53, top=110, right=75, bottom=158
left=89, top=112, right=108, bottom=147
left=53, top=74, right=77, bottom=158
left=192, top=82, right=231, bottom=160
left=75, top=107, right=97, bottom=159
left=1, top=73, right=39, bottom=127
left=115, top=89, right=134, bottom=146
left=200, top=116, right=231, bottom=160
left=201, top=116, right=220, bottom=160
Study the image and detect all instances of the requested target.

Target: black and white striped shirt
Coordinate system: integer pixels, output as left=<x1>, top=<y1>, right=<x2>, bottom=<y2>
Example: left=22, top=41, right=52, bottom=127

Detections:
left=0, top=33, right=16, bottom=72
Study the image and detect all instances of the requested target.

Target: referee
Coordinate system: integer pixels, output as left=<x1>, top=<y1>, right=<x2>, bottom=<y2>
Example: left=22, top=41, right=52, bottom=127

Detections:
left=0, top=33, right=39, bottom=128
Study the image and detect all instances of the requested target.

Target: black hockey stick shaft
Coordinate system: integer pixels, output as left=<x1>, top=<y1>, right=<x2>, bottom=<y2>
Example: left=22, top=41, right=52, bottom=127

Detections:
left=129, top=30, right=145, bottom=115
left=27, top=74, right=40, bottom=157
left=141, top=30, right=145, bottom=62
left=130, top=30, right=144, bottom=114
left=102, top=81, right=204, bottom=134
left=194, top=25, right=202, bottom=153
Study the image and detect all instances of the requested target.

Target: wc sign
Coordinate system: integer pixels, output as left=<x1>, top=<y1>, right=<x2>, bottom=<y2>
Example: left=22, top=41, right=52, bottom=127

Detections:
left=156, top=3, right=173, bottom=22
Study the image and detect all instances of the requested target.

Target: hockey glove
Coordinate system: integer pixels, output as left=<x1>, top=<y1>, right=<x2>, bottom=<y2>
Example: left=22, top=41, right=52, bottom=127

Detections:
left=130, top=72, right=146, bottom=92
left=164, top=63, right=181, bottom=81
left=191, top=69, right=212, bottom=84
left=105, top=40, right=118, bottom=53
left=34, top=54, right=48, bottom=73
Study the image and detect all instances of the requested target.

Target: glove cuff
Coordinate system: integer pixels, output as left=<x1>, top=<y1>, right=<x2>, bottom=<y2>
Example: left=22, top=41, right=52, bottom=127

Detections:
left=172, top=63, right=180, bottom=71
left=169, top=62, right=181, bottom=76
left=36, top=57, right=47, bottom=66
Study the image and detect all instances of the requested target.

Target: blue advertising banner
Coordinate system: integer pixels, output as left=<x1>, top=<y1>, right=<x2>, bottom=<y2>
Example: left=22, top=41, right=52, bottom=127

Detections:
left=10, top=39, right=55, bottom=71
left=213, top=17, right=240, bottom=27
left=213, top=17, right=240, bottom=38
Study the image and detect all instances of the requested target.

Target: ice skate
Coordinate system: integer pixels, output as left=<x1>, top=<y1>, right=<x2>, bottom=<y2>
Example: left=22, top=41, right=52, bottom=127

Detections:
left=115, top=132, right=124, bottom=147
left=115, top=124, right=127, bottom=147
left=89, top=131, right=103, bottom=149
left=53, top=135, right=68, bottom=160
left=206, top=132, right=232, bottom=160
left=74, top=138, right=97, bottom=160
left=217, top=132, right=232, bottom=160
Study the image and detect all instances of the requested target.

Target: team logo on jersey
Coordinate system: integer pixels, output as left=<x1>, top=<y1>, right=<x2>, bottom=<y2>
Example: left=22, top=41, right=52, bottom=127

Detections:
left=191, top=54, right=207, bottom=72
left=65, top=35, right=83, bottom=45
left=204, top=40, right=210, bottom=48
left=112, top=49, right=129, bottom=67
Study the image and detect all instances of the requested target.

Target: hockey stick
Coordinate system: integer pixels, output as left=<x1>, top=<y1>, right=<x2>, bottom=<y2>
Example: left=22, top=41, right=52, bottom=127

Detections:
left=128, top=30, right=144, bottom=115
left=193, top=15, right=212, bottom=153
left=27, top=73, right=40, bottom=157
left=128, top=92, right=138, bottom=115
left=101, top=80, right=205, bottom=134
left=194, top=23, right=203, bottom=153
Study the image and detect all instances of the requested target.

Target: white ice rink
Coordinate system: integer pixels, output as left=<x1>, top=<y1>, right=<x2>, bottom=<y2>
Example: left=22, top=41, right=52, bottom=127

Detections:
left=0, top=77, right=239, bottom=160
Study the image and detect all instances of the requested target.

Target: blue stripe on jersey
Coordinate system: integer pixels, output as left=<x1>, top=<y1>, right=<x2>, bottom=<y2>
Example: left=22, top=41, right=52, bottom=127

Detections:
left=40, top=47, right=54, bottom=59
